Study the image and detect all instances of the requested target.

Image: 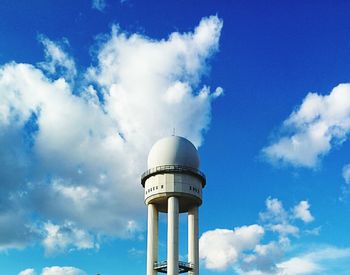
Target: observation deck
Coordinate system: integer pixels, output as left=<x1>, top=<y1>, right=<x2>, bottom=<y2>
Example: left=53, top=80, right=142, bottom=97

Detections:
left=141, top=164, right=206, bottom=187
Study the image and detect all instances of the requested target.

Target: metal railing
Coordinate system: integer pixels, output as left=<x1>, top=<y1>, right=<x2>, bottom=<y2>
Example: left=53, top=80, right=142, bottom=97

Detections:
left=153, top=261, right=194, bottom=273
left=141, top=164, right=206, bottom=187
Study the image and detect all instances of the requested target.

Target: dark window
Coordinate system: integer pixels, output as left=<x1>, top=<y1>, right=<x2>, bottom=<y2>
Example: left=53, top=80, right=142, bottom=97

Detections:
left=161, top=185, right=163, bottom=188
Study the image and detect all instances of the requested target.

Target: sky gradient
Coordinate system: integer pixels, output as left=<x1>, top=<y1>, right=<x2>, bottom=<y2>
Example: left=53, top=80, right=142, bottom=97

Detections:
left=1, top=1, right=350, bottom=275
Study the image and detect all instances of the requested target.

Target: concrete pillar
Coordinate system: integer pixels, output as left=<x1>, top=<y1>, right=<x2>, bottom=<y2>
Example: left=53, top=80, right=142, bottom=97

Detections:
left=167, top=196, right=179, bottom=275
left=188, top=206, right=199, bottom=275
left=147, top=204, right=158, bottom=275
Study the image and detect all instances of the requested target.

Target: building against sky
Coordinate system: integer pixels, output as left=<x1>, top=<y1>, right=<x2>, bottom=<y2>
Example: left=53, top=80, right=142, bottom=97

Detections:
left=141, top=136, right=206, bottom=275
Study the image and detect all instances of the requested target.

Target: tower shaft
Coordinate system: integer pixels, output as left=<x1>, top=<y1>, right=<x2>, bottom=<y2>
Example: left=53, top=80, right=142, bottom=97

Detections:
left=167, top=196, right=179, bottom=275
left=188, top=207, right=199, bottom=275
left=147, top=204, right=158, bottom=275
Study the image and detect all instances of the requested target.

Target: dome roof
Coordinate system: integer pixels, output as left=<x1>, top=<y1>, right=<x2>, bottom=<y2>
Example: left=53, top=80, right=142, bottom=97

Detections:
left=147, top=136, right=200, bottom=169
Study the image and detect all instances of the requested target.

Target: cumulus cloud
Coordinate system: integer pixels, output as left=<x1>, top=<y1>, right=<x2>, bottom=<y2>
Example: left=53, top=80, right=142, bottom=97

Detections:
left=92, top=0, right=106, bottom=11
left=262, top=84, right=350, bottom=168
left=200, top=198, right=316, bottom=273
left=19, top=269, right=36, bottom=275
left=199, top=198, right=350, bottom=275
left=42, top=221, right=97, bottom=255
left=293, top=201, right=314, bottom=223
left=86, top=16, right=223, bottom=147
left=19, top=267, right=86, bottom=275
left=41, top=266, right=86, bottom=275
left=199, top=225, right=264, bottom=270
left=0, top=16, right=223, bottom=252
left=239, top=240, right=286, bottom=274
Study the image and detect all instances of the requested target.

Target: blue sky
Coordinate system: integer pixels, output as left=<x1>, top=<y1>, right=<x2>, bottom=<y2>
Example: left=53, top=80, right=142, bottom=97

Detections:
left=1, top=1, right=350, bottom=274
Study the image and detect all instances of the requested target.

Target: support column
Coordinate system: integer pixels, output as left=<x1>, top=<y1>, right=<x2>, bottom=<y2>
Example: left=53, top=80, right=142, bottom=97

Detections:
left=188, top=206, right=199, bottom=275
left=147, top=203, right=158, bottom=275
left=167, top=196, right=179, bottom=275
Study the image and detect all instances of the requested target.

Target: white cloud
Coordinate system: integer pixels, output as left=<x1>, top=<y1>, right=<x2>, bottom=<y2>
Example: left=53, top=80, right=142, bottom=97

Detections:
left=277, top=257, right=320, bottom=275
left=240, top=240, right=286, bottom=274
left=342, top=163, right=350, bottom=184
left=200, top=198, right=350, bottom=275
left=0, top=16, right=223, bottom=251
left=199, top=225, right=264, bottom=271
left=86, top=16, right=223, bottom=147
left=277, top=246, right=350, bottom=275
left=259, top=198, right=299, bottom=238
left=92, top=0, right=106, bottom=11
left=293, top=201, right=314, bottom=223
left=38, top=36, right=76, bottom=80
left=19, top=267, right=87, bottom=275
left=270, top=224, right=299, bottom=236
left=259, top=198, right=315, bottom=238
left=259, top=198, right=288, bottom=224
left=201, top=198, right=317, bottom=273
left=41, top=266, right=86, bottom=275
left=19, top=269, right=36, bottom=275
left=42, top=221, right=97, bottom=255
left=263, top=84, right=350, bottom=168
left=236, top=246, right=350, bottom=275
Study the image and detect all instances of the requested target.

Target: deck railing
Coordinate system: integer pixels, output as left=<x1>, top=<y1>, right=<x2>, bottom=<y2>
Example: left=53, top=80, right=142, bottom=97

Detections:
left=141, top=164, right=206, bottom=187
left=153, top=261, right=194, bottom=274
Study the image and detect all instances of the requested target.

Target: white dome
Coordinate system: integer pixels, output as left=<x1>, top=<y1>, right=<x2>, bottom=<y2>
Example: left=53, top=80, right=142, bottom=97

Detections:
left=147, top=136, right=200, bottom=169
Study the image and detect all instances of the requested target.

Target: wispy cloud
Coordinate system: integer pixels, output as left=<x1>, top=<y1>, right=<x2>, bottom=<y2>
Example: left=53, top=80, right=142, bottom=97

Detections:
left=92, top=0, right=106, bottom=12
left=37, top=35, right=76, bottom=81
left=343, top=164, right=350, bottom=184
left=340, top=163, right=350, bottom=201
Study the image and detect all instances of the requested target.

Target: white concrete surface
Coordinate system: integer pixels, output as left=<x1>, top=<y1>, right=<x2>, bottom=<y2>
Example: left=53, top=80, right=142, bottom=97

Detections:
left=147, top=136, right=199, bottom=169
left=147, top=204, right=158, bottom=275
left=188, top=206, right=199, bottom=275
left=167, top=196, right=179, bottom=275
